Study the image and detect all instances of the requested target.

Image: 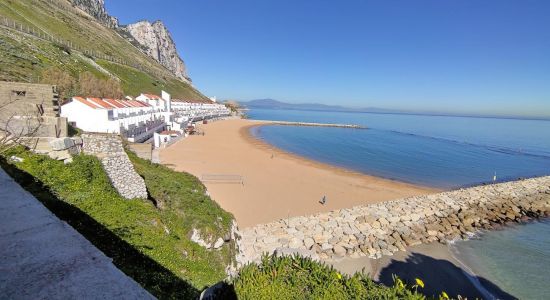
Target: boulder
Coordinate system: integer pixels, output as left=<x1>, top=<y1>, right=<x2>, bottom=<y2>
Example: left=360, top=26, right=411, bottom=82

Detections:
left=304, top=237, right=315, bottom=249
left=213, top=238, right=224, bottom=249
left=274, top=247, right=320, bottom=261
left=49, top=137, right=75, bottom=151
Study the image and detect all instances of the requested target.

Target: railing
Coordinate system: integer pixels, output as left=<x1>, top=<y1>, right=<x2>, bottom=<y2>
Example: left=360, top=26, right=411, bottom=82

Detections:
left=201, top=174, right=244, bottom=185
left=0, top=13, right=174, bottom=81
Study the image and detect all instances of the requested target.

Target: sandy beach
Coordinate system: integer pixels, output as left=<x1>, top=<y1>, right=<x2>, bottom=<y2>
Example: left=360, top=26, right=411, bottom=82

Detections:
left=160, top=119, right=438, bottom=227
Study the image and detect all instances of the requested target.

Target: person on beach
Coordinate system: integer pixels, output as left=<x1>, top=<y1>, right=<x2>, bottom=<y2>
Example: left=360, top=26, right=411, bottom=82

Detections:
left=320, top=195, right=326, bottom=205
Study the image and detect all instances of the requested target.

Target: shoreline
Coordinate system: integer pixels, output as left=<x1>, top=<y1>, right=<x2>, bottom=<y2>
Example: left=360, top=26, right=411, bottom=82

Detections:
left=328, top=242, right=495, bottom=299
left=240, top=123, right=438, bottom=193
left=329, top=219, right=549, bottom=299
left=160, top=119, right=438, bottom=227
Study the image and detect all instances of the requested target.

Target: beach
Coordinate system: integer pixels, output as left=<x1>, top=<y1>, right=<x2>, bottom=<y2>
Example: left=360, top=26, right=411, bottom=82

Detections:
left=160, top=119, right=438, bottom=227
left=328, top=243, right=511, bottom=299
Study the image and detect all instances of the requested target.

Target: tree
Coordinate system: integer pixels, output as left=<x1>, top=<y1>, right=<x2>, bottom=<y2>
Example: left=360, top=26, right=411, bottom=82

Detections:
left=78, top=71, right=124, bottom=98
left=103, top=77, right=124, bottom=99
left=40, top=67, right=76, bottom=101
left=78, top=71, right=99, bottom=97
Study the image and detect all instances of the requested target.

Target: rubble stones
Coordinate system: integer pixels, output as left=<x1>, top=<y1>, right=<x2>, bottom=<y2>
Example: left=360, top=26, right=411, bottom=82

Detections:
left=236, top=176, right=550, bottom=265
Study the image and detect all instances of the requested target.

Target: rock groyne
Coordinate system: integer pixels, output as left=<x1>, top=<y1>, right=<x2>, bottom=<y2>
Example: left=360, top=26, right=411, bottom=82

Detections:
left=237, top=176, right=550, bottom=265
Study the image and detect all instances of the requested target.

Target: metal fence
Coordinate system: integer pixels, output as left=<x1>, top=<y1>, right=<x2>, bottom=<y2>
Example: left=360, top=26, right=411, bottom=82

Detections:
left=0, top=11, right=172, bottom=80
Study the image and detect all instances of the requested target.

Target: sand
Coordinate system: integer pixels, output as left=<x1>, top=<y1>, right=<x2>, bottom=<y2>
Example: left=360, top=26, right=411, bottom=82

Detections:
left=328, top=242, right=517, bottom=299
left=160, top=119, right=439, bottom=228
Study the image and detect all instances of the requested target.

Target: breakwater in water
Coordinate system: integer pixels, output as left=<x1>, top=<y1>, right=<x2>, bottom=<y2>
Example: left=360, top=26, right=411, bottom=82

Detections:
left=255, top=120, right=365, bottom=129
left=236, top=176, right=550, bottom=265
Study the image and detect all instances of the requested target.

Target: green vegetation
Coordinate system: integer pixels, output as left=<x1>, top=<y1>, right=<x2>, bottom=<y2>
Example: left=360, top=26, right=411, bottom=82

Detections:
left=0, top=0, right=208, bottom=100
left=0, top=148, right=451, bottom=300
left=98, top=61, right=207, bottom=100
left=1, top=148, right=234, bottom=299
left=127, top=150, right=234, bottom=241
left=225, top=254, right=427, bottom=300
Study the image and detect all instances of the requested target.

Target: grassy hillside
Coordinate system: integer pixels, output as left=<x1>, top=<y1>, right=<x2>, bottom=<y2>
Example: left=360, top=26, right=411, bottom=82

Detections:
left=0, top=0, right=208, bottom=100
left=1, top=148, right=235, bottom=298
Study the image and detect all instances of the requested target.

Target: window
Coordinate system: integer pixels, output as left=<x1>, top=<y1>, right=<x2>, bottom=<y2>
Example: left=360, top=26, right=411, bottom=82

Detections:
left=11, top=90, right=26, bottom=96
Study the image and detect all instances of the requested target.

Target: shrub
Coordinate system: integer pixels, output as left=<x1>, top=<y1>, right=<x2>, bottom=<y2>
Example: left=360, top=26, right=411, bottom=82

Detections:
left=228, top=254, right=426, bottom=300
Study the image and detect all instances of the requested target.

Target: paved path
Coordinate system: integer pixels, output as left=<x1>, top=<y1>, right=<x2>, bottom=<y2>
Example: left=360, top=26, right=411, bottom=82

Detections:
left=0, top=168, right=154, bottom=299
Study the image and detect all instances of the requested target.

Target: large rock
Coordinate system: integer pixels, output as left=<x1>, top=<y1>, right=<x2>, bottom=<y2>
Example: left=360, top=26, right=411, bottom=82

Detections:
left=123, top=21, right=188, bottom=81
left=274, top=248, right=320, bottom=261
left=49, top=137, right=75, bottom=151
left=69, top=0, right=119, bottom=28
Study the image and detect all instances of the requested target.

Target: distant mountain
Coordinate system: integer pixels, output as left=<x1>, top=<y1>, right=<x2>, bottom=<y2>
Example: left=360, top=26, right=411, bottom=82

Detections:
left=239, top=99, right=404, bottom=113
left=239, top=99, right=355, bottom=112
left=238, top=99, right=550, bottom=120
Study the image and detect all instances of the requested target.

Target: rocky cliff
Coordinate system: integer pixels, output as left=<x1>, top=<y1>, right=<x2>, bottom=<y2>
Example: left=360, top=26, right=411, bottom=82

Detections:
left=70, top=0, right=119, bottom=28
left=68, top=1, right=189, bottom=81
left=123, top=20, right=189, bottom=81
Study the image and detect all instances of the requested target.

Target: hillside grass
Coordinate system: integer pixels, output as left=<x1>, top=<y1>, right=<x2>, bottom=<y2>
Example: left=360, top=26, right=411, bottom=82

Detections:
left=1, top=147, right=235, bottom=299
left=0, top=0, right=208, bottom=100
left=98, top=60, right=208, bottom=99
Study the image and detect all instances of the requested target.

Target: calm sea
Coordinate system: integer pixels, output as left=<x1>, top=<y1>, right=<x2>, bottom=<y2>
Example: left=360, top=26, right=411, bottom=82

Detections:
left=248, top=108, right=550, bottom=299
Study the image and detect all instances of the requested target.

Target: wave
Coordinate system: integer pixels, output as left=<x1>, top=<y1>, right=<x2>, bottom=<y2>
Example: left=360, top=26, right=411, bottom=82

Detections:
left=378, top=129, right=550, bottom=160
left=447, top=242, right=501, bottom=300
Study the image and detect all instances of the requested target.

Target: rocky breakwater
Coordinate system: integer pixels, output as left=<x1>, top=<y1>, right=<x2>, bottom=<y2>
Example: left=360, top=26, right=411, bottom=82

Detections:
left=82, top=133, right=147, bottom=199
left=237, top=177, right=550, bottom=265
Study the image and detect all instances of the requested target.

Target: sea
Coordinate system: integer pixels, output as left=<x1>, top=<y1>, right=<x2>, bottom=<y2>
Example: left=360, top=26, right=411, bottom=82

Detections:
left=247, top=108, right=550, bottom=299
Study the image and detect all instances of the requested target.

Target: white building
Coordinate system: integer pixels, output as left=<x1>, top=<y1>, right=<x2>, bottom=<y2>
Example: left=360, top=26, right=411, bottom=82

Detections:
left=62, top=90, right=231, bottom=145
left=171, top=99, right=231, bottom=122
left=61, top=97, right=166, bottom=142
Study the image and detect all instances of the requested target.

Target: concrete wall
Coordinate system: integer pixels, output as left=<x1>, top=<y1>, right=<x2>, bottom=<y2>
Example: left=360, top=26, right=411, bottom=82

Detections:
left=0, top=82, right=67, bottom=137
left=127, top=142, right=152, bottom=161
left=237, top=176, right=550, bottom=266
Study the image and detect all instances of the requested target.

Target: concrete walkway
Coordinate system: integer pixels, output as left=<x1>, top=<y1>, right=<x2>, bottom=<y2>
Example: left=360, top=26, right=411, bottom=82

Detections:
left=0, top=168, right=155, bottom=299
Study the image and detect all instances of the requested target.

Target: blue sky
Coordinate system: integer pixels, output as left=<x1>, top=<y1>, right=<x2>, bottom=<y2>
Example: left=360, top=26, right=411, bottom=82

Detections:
left=106, top=0, right=550, bottom=117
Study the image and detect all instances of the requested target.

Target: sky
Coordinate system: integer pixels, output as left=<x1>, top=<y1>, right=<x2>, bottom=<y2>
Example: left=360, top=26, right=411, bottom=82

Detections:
left=106, top=0, right=550, bottom=117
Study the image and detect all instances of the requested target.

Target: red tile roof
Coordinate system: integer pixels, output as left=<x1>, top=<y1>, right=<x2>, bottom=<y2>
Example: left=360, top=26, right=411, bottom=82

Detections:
left=71, top=97, right=102, bottom=109
left=88, top=98, right=115, bottom=109
left=103, top=98, right=125, bottom=108
left=113, top=99, right=131, bottom=108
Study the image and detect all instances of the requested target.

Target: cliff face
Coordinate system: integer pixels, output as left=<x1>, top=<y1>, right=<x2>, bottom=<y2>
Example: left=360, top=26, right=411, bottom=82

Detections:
left=70, top=0, right=119, bottom=28
left=123, top=21, right=189, bottom=81
left=67, top=1, right=189, bottom=81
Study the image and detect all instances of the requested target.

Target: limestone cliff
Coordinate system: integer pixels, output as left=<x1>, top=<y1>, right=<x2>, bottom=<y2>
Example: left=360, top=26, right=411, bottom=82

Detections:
left=66, top=0, right=189, bottom=81
left=123, top=20, right=189, bottom=81
left=69, top=0, right=119, bottom=28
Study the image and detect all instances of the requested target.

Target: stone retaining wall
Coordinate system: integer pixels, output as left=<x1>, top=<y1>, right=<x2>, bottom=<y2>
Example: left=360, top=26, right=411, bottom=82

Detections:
left=82, top=133, right=125, bottom=157
left=237, top=176, right=550, bottom=265
left=82, top=133, right=147, bottom=199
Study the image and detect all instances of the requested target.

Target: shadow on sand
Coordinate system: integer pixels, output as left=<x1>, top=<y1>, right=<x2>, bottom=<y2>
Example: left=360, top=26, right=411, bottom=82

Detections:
left=377, top=252, right=517, bottom=299
left=0, top=158, right=200, bottom=299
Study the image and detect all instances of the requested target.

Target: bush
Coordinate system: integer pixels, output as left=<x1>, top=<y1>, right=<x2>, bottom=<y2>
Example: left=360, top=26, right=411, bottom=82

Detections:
left=228, top=254, right=427, bottom=300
